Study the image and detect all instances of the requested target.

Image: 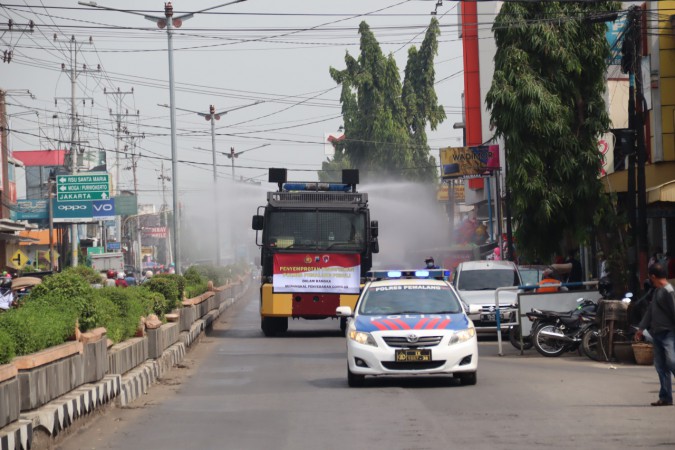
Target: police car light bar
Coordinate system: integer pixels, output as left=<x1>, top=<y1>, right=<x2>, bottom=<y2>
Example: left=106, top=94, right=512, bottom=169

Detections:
left=367, top=269, right=449, bottom=280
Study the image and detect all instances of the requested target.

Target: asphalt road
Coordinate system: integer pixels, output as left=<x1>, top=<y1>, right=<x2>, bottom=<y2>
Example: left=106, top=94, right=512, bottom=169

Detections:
left=55, top=286, right=675, bottom=450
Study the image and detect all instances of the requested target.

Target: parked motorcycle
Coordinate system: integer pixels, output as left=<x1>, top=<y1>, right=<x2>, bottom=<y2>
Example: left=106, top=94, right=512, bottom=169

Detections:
left=530, top=299, right=599, bottom=357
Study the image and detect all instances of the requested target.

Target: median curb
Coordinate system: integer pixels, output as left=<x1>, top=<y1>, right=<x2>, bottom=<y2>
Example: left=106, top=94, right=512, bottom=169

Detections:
left=0, top=279, right=251, bottom=449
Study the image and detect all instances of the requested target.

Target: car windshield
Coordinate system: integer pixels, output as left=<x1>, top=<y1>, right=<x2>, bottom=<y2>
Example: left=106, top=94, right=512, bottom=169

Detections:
left=457, top=269, right=520, bottom=290
left=358, top=285, right=462, bottom=315
left=519, top=268, right=542, bottom=285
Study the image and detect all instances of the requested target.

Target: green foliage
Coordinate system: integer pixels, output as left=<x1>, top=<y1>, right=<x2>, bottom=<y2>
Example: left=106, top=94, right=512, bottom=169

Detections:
left=27, top=269, right=95, bottom=325
left=183, top=266, right=209, bottom=299
left=154, top=274, right=186, bottom=300
left=144, top=277, right=180, bottom=315
left=185, top=280, right=209, bottom=299
left=485, top=1, right=620, bottom=259
left=328, top=19, right=444, bottom=182
left=0, top=328, right=16, bottom=364
left=95, top=287, right=155, bottom=342
left=70, top=265, right=105, bottom=285
left=188, top=264, right=230, bottom=286
left=183, top=266, right=205, bottom=285
left=0, top=301, right=77, bottom=356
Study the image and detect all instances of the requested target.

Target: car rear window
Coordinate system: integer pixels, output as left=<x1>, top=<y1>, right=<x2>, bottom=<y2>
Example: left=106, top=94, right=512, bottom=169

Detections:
left=457, top=269, right=520, bottom=290
left=358, top=285, right=462, bottom=315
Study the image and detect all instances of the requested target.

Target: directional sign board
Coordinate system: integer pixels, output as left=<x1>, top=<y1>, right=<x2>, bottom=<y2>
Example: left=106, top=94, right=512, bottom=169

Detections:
left=57, top=173, right=111, bottom=202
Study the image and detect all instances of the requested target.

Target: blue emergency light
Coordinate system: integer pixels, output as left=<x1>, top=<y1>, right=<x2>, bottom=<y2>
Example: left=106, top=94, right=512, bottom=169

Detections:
left=283, top=183, right=351, bottom=192
left=367, top=269, right=449, bottom=280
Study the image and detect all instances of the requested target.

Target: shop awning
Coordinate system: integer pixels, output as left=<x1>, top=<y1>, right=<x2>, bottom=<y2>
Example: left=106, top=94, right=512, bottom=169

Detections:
left=0, top=233, right=39, bottom=243
left=647, top=180, right=675, bottom=204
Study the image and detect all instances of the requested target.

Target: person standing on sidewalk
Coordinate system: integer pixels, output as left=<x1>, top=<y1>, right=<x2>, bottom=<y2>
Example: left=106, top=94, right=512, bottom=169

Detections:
left=635, top=263, right=675, bottom=406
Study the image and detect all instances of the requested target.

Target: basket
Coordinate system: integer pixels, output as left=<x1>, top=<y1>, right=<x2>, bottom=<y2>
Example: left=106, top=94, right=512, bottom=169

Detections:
left=632, top=343, right=654, bottom=365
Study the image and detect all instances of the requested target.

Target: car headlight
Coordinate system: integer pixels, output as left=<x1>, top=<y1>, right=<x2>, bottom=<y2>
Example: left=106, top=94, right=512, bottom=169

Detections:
left=448, top=327, right=476, bottom=345
left=348, top=330, right=378, bottom=347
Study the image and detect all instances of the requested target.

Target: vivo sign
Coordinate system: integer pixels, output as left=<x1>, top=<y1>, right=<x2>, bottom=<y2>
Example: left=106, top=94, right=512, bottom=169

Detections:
left=92, top=199, right=115, bottom=219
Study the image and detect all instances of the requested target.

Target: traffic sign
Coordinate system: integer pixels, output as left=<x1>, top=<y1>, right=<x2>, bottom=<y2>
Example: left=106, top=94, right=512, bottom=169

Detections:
left=57, top=173, right=110, bottom=202
left=9, top=249, right=28, bottom=269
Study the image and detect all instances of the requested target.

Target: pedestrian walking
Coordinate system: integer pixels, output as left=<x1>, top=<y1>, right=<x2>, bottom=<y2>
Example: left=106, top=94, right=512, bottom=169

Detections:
left=635, top=263, right=675, bottom=406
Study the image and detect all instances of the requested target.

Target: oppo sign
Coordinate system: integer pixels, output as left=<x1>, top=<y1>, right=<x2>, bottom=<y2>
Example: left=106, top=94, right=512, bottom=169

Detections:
left=57, top=204, right=88, bottom=211
left=52, top=199, right=116, bottom=223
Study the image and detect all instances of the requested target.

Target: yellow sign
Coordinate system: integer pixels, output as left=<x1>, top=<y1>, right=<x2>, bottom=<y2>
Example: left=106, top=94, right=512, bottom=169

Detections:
left=440, top=145, right=500, bottom=178
left=41, top=250, right=60, bottom=264
left=454, top=184, right=465, bottom=202
left=9, top=249, right=29, bottom=269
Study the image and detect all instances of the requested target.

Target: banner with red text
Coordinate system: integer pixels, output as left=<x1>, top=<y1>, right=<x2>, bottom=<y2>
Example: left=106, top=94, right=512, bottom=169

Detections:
left=273, top=253, right=361, bottom=294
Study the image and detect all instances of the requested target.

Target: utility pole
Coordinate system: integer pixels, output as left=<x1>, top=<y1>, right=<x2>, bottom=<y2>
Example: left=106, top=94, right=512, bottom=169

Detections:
left=124, top=136, right=144, bottom=271
left=157, top=162, right=172, bottom=266
left=621, top=6, right=647, bottom=292
left=58, top=34, right=97, bottom=267
left=104, top=87, right=137, bottom=243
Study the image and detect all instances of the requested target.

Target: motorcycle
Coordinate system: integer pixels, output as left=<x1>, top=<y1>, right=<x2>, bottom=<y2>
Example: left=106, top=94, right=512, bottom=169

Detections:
left=530, top=299, right=599, bottom=357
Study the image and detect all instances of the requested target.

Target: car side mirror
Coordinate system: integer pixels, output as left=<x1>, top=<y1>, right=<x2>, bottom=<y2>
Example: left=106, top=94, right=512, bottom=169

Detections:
left=336, top=306, right=353, bottom=317
left=370, top=220, right=378, bottom=238
left=252, top=215, right=264, bottom=230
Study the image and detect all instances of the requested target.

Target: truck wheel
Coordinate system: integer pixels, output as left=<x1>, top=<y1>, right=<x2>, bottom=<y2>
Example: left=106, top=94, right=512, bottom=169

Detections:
left=278, top=317, right=288, bottom=333
left=261, top=317, right=277, bottom=336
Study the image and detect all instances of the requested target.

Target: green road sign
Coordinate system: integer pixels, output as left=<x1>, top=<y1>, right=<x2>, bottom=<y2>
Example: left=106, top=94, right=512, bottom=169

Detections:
left=57, top=173, right=111, bottom=201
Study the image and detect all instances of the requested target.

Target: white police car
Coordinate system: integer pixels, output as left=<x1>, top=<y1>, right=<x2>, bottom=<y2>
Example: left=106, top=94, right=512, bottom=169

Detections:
left=336, top=269, right=479, bottom=387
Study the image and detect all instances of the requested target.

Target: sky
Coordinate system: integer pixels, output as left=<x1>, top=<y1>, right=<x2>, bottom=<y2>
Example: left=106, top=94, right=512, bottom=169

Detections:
left=2, top=0, right=466, bottom=207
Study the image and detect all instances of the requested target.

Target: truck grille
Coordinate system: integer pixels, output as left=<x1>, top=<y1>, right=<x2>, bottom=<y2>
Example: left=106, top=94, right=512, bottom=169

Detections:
left=383, top=336, right=443, bottom=348
left=382, top=361, right=446, bottom=371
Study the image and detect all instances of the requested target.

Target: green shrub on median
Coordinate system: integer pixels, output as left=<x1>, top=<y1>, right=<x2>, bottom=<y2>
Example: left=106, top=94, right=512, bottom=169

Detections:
left=144, top=277, right=180, bottom=316
left=0, top=328, right=16, bottom=365
left=0, top=300, right=78, bottom=357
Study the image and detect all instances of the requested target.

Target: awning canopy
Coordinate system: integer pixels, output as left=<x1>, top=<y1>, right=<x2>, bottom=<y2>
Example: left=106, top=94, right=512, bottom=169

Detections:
left=0, top=233, right=39, bottom=243
left=647, top=180, right=675, bottom=204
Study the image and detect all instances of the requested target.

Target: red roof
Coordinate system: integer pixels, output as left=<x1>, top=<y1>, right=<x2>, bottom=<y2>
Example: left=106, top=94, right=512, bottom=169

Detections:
left=13, top=150, right=66, bottom=167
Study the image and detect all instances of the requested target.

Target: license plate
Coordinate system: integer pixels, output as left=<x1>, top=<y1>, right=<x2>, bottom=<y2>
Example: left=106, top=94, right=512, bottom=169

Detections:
left=481, top=313, right=506, bottom=322
left=395, top=349, right=431, bottom=362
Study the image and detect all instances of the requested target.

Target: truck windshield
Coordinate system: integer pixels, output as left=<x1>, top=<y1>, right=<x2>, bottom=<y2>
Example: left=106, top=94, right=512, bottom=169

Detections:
left=265, top=210, right=366, bottom=251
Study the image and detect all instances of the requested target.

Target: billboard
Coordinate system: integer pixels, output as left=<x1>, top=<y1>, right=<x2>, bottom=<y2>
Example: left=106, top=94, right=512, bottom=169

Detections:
left=13, top=199, right=48, bottom=220
left=440, top=145, right=500, bottom=178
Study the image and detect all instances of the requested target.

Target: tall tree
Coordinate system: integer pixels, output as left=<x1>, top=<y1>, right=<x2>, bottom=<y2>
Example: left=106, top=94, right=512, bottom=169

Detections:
left=485, top=1, right=619, bottom=259
left=403, top=18, right=446, bottom=181
left=325, top=19, right=444, bottom=183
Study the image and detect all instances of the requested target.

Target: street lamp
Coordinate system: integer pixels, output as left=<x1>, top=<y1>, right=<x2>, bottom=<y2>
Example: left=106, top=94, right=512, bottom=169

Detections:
left=160, top=100, right=260, bottom=265
left=78, top=0, right=247, bottom=274
left=226, top=144, right=271, bottom=181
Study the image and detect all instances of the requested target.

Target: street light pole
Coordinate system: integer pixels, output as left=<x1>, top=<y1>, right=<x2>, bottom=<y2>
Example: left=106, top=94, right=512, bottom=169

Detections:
left=226, top=144, right=271, bottom=182
left=78, top=0, right=247, bottom=274
left=165, top=100, right=260, bottom=265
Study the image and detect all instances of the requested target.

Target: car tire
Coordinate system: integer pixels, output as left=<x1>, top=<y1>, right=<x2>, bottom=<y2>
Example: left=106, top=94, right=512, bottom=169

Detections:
left=347, top=366, right=365, bottom=387
left=458, top=371, right=477, bottom=386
